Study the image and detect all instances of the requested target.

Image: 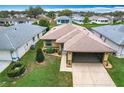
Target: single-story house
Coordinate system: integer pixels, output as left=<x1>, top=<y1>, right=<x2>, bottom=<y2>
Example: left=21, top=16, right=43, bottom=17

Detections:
left=89, top=16, right=112, bottom=24
left=12, top=17, right=33, bottom=25
left=55, top=16, right=72, bottom=25
left=13, top=14, right=27, bottom=18
left=0, top=17, right=34, bottom=26
left=0, top=18, right=13, bottom=26
left=92, top=25, right=124, bottom=58
left=41, top=24, right=114, bottom=67
left=36, top=14, right=52, bottom=23
left=0, top=24, right=46, bottom=61
left=72, top=16, right=84, bottom=24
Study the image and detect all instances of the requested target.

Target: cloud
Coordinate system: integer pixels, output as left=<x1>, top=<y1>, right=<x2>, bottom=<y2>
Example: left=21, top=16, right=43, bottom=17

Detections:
left=45, top=7, right=124, bottom=13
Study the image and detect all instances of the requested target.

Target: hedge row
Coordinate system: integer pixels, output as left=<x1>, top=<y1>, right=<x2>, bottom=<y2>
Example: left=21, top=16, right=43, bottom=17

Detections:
left=7, top=62, right=26, bottom=77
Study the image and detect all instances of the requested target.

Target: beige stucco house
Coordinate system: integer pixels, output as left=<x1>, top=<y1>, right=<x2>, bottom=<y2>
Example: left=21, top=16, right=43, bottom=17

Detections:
left=41, top=24, right=115, bottom=67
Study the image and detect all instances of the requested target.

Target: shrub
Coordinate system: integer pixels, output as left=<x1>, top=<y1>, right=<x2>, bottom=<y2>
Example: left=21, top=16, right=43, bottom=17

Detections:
left=7, top=62, right=26, bottom=77
left=39, top=19, right=50, bottom=31
left=30, top=45, right=35, bottom=50
left=36, top=48, right=45, bottom=63
left=45, top=47, right=54, bottom=53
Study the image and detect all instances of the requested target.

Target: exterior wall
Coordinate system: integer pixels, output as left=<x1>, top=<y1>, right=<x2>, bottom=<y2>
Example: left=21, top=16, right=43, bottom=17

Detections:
left=0, top=50, right=12, bottom=61
left=52, top=41, right=59, bottom=48
left=66, top=52, right=72, bottom=67
left=43, top=40, right=59, bottom=48
left=102, top=52, right=110, bottom=64
left=11, top=32, right=42, bottom=61
left=90, top=19, right=111, bottom=24
left=93, top=31, right=124, bottom=57
left=56, top=19, right=72, bottom=25
left=72, top=19, right=83, bottom=24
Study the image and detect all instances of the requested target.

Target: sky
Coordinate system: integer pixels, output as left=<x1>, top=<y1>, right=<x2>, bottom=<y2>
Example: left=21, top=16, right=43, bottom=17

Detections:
left=0, top=5, right=124, bottom=13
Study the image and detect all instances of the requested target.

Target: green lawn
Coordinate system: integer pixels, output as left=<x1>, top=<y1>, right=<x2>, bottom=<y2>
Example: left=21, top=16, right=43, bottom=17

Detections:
left=0, top=40, right=72, bottom=87
left=107, top=55, right=124, bottom=87
left=72, top=22, right=108, bottom=29
left=82, top=24, right=108, bottom=29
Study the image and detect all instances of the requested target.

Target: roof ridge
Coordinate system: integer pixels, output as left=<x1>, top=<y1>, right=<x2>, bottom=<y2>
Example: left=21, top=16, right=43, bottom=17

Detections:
left=65, top=32, right=85, bottom=50
left=4, top=33, right=15, bottom=50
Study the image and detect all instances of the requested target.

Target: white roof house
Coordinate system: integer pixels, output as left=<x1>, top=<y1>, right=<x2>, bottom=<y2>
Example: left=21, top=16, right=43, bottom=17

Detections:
left=0, top=17, right=34, bottom=26
left=72, top=16, right=84, bottom=24
left=0, top=24, right=46, bottom=61
left=92, top=25, right=124, bottom=57
left=55, top=16, right=72, bottom=25
left=89, top=16, right=112, bottom=24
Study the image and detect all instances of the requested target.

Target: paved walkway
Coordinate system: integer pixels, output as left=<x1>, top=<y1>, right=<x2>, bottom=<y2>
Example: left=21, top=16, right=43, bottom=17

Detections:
left=72, top=63, right=115, bottom=87
left=0, top=61, right=11, bottom=73
left=60, top=52, right=72, bottom=72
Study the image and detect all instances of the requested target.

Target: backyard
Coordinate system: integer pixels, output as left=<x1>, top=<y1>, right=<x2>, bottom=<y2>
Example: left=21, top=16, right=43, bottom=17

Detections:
left=107, top=55, right=124, bottom=87
left=0, top=40, right=72, bottom=87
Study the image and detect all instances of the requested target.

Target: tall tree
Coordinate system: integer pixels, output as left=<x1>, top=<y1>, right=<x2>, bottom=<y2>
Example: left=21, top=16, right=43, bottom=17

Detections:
left=26, top=6, right=44, bottom=18
left=84, top=16, right=89, bottom=24
left=47, top=11, right=55, bottom=19
left=38, top=19, right=50, bottom=31
left=58, top=9, right=72, bottom=16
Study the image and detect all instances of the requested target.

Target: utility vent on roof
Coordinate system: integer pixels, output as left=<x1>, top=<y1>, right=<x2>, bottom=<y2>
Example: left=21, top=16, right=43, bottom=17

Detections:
left=14, top=28, right=17, bottom=30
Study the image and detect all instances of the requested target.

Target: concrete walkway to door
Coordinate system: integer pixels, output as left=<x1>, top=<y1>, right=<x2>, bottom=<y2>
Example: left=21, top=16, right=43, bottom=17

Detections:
left=72, top=63, right=115, bottom=87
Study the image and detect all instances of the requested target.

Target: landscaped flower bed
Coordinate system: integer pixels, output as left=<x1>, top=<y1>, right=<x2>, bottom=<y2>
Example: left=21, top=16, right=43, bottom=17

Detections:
left=7, top=62, right=26, bottom=78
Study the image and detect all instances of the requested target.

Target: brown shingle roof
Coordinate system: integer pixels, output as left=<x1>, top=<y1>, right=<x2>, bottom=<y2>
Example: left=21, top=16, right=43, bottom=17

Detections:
left=41, top=24, right=115, bottom=53
left=56, top=28, right=81, bottom=43
left=41, top=24, right=76, bottom=40
left=64, top=32, right=114, bottom=52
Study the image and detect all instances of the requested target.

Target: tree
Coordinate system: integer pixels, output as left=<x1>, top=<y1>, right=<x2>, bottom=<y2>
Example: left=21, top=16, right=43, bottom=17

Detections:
left=38, top=19, right=50, bottom=31
left=36, top=48, right=45, bottom=63
left=84, top=16, right=89, bottom=24
left=26, top=6, right=44, bottom=18
left=58, top=9, right=72, bottom=16
left=0, top=11, right=9, bottom=18
left=46, top=11, right=55, bottom=19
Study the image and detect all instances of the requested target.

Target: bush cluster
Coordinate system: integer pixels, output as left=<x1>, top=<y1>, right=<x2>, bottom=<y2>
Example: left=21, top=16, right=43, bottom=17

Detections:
left=7, top=62, right=26, bottom=77
left=36, top=48, right=45, bottom=63
left=44, top=47, right=55, bottom=53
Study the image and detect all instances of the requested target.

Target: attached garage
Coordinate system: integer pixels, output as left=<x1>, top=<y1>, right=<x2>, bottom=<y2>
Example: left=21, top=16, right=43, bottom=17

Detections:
left=72, top=52, right=104, bottom=63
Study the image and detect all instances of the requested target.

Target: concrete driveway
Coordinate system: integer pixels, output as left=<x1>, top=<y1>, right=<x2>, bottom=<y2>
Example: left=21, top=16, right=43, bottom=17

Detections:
left=0, top=61, right=11, bottom=73
left=72, top=63, right=115, bottom=87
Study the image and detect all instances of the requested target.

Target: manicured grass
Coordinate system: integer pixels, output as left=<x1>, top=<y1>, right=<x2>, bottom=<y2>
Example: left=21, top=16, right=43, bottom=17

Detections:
left=0, top=40, right=72, bottom=87
left=107, top=55, right=124, bottom=87
left=72, top=22, right=107, bottom=29
left=82, top=24, right=108, bottom=29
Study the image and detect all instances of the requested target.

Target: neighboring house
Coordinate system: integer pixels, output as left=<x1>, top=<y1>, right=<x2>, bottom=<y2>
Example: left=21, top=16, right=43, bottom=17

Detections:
left=72, top=16, right=84, bottom=24
left=55, top=16, right=72, bottom=25
left=0, top=24, right=46, bottom=61
left=89, top=16, right=112, bottom=24
left=13, top=14, right=27, bottom=18
left=0, top=17, right=33, bottom=26
left=41, top=24, right=114, bottom=67
left=0, top=18, right=13, bottom=26
left=92, top=25, right=124, bottom=58
left=12, top=17, right=33, bottom=25
left=36, top=14, right=52, bottom=23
